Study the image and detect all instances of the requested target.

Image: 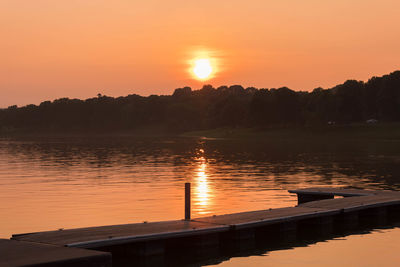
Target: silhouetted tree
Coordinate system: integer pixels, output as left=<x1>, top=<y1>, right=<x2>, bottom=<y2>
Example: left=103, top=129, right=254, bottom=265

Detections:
left=1, top=70, right=400, bottom=134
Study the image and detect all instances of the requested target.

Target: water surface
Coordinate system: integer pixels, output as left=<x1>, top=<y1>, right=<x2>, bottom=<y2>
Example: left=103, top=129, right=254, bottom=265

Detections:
left=1, top=135, right=400, bottom=266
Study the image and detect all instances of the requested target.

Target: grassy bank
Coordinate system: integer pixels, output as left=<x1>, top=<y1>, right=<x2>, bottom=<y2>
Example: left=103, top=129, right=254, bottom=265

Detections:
left=182, top=123, right=400, bottom=141
left=2, top=123, right=400, bottom=142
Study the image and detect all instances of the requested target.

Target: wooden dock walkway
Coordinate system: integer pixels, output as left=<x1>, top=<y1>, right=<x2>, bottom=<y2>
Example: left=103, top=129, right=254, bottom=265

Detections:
left=12, top=220, right=229, bottom=249
left=0, top=239, right=111, bottom=267
left=7, top=187, right=400, bottom=266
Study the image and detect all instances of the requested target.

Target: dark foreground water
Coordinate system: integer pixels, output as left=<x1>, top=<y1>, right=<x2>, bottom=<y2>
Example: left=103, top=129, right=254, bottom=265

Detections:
left=1, top=135, right=400, bottom=266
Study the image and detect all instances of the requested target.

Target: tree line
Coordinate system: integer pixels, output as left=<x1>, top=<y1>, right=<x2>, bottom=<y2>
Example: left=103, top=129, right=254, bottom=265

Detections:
left=1, top=71, right=399, bottom=133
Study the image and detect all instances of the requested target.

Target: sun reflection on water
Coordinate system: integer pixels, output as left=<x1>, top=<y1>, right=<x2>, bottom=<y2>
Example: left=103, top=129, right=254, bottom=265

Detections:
left=193, top=155, right=212, bottom=216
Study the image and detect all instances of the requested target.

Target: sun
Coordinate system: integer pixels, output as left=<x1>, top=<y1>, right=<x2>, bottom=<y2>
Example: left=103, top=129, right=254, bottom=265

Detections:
left=193, top=58, right=212, bottom=80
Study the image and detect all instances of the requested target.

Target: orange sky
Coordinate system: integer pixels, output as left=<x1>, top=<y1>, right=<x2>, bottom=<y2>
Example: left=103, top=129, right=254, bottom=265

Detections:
left=1, top=0, right=400, bottom=107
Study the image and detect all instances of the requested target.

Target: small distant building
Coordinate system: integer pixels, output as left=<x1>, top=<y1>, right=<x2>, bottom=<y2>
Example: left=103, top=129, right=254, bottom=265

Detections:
left=366, top=119, right=378, bottom=124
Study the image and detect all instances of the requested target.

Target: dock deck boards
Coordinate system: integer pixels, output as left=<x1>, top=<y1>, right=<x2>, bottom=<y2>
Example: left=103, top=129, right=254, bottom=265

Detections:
left=12, top=207, right=334, bottom=248
left=0, top=239, right=111, bottom=267
left=193, top=206, right=336, bottom=229
left=300, top=194, right=400, bottom=211
left=11, top=188, right=400, bottom=251
left=289, top=187, right=400, bottom=197
left=12, top=220, right=229, bottom=248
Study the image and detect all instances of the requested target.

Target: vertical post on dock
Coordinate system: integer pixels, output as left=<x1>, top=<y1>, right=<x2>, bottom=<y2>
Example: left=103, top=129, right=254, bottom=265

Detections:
left=185, top=183, right=191, bottom=220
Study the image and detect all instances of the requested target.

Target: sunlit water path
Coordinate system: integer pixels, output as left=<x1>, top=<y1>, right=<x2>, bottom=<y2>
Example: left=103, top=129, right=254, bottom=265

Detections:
left=1, top=136, right=400, bottom=266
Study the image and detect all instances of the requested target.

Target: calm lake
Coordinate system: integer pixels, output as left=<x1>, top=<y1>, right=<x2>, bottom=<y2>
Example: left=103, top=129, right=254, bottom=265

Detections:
left=1, top=135, right=400, bottom=266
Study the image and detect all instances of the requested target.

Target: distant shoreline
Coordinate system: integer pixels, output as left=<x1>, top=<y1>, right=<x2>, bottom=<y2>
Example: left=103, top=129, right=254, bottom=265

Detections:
left=182, top=123, right=400, bottom=141
left=1, top=71, right=400, bottom=137
left=2, top=123, right=400, bottom=142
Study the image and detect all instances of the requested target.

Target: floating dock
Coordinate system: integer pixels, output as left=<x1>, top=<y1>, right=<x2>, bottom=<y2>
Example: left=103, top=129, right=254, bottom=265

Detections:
left=0, top=239, right=111, bottom=267
left=6, top=187, right=400, bottom=266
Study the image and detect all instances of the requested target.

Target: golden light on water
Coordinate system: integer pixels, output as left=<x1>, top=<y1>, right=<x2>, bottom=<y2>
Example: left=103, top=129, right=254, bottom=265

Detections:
left=193, top=156, right=212, bottom=215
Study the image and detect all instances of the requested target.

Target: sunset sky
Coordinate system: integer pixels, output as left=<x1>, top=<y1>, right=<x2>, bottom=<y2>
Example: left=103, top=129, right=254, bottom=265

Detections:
left=1, top=0, right=400, bottom=107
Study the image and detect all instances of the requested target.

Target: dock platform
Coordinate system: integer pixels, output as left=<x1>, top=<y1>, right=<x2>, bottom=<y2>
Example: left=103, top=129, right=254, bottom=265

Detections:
left=0, top=239, right=111, bottom=267
left=8, top=187, right=400, bottom=266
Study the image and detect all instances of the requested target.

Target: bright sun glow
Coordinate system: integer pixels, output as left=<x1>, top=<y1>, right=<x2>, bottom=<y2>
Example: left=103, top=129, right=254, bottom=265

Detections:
left=193, top=58, right=212, bottom=80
